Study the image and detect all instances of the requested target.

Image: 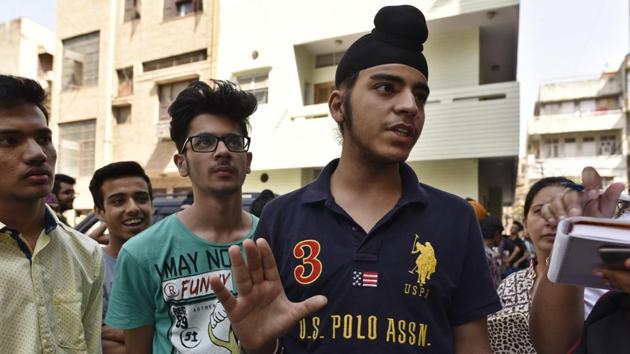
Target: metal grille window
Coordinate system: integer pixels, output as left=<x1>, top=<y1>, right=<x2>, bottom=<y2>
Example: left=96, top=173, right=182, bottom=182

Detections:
left=237, top=73, right=269, bottom=104
left=563, top=137, right=577, bottom=157
left=124, top=0, right=141, bottom=21
left=541, top=102, right=560, bottom=115
left=598, top=135, right=619, bottom=155
left=58, top=120, right=96, bottom=177
left=596, top=96, right=621, bottom=111
left=158, top=80, right=194, bottom=121
left=315, top=51, right=345, bottom=68
left=582, top=137, right=596, bottom=155
left=62, top=32, right=100, bottom=90
left=143, top=50, right=207, bottom=72
left=164, top=0, right=203, bottom=19
left=544, top=139, right=559, bottom=158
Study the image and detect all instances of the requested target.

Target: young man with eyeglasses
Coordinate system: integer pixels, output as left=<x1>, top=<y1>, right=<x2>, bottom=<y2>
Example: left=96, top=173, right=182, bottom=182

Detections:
left=105, top=80, right=259, bottom=353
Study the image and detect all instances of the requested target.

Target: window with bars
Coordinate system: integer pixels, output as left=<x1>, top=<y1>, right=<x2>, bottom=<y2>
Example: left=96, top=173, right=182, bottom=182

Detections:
left=236, top=72, right=269, bottom=104
left=543, top=139, right=559, bottom=158
left=315, top=51, right=345, bottom=68
left=158, top=79, right=195, bottom=121
left=58, top=120, right=96, bottom=177
left=598, top=135, right=619, bottom=155
left=142, top=50, right=207, bottom=72
left=582, top=136, right=596, bottom=155
left=595, top=96, right=621, bottom=111
left=164, top=0, right=203, bottom=19
left=62, top=32, right=100, bottom=90
left=124, top=0, right=141, bottom=21
left=116, top=67, right=133, bottom=96
left=563, top=137, right=577, bottom=157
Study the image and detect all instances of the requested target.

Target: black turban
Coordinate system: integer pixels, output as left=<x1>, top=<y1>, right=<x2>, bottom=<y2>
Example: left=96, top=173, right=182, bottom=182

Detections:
left=335, top=5, right=429, bottom=87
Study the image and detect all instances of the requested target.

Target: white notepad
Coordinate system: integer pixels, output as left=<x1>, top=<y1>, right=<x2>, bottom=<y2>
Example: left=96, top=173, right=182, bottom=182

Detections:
left=547, top=216, right=630, bottom=289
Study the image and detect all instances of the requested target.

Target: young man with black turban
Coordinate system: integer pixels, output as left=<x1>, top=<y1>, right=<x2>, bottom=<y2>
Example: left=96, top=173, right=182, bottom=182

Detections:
left=210, top=5, right=501, bottom=354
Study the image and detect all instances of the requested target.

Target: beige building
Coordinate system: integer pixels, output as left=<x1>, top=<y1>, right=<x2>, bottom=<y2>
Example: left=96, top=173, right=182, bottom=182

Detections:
left=218, top=0, right=521, bottom=217
left=0, top=17, right=56, bottom=98
left=517, top=55, right=630, bottom=208
left=51, top=0, right=218, bottom=210
left=52, top=0, right=521, bottom=217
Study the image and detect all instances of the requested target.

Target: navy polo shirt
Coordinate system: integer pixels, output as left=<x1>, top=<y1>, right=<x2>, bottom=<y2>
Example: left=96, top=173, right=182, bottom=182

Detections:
left=256, top=159, right=501, bottom=353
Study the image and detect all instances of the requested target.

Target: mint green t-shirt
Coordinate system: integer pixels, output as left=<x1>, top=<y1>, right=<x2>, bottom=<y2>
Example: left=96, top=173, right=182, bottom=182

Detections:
left=105, top=213, right=258, bottom=353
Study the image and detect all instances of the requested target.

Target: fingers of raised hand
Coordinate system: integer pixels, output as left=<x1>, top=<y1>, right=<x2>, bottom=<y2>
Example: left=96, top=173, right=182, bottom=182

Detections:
left=228, top=244, right=254, bottom=295
left=598, top=182, right=626, bottom=217
left=295, top=295, right=328, bottom=320
left=243, top=239, right=264, bottom=285
left=210, top=276, right=238, bottom=313
left=581, top=166, right=602, bottom=191
left=542, top=189, right=580, bottom=225
left=258, top=238, right=282, bottom=283
left=561, top=188, right=582, bottom=217
left=540, top=203, right=557, bottom=225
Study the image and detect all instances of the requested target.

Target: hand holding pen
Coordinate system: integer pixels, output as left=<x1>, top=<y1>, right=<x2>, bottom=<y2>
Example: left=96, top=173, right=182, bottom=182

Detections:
left=540, top=166, right=627, bottom=225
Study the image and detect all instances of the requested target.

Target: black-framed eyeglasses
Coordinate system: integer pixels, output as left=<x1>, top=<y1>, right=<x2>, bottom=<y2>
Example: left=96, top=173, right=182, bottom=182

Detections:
left=182, top=134, right=251, bottom=153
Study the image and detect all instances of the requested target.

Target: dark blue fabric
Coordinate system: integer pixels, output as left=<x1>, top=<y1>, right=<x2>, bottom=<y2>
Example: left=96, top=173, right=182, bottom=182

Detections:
left=44, top=207, right=58, bottom=234
left=256, top=159, right=501, bottom=353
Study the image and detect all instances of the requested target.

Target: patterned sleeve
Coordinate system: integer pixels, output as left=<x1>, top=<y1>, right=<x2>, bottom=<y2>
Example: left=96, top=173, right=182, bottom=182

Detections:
left=85, top=245, right=105, bottom=354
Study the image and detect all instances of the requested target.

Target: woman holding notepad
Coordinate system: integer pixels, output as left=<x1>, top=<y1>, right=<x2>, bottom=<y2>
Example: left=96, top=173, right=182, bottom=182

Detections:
left=488, top=176, right=573, bottom=353
left=530, top=167, right=630, bottom=353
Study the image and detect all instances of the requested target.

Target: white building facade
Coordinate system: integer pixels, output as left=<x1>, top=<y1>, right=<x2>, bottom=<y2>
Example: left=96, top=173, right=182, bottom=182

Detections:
left=524, top=62, right=628, bottom=191
left=217, top=0, right=521, bottom=217
left=0, top=17, right=56, bottom=100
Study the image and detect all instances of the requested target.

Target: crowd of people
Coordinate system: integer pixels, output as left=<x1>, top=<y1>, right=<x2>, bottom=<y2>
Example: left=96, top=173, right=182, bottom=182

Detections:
left=1, top=4, right=629, bottom=354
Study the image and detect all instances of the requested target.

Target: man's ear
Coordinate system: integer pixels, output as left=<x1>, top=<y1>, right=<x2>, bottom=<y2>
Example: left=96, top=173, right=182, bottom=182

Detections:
left=245, top=152, right=252, bottom=174
left=174, top=153, right=189, bottom=177
left=95, top=207, right=105, bottom=222
left=329, top=89, right=346, bottom=125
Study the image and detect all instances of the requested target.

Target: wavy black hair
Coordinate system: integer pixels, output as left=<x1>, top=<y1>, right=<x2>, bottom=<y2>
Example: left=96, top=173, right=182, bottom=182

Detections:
left=169, top=80, right=257, bottom=152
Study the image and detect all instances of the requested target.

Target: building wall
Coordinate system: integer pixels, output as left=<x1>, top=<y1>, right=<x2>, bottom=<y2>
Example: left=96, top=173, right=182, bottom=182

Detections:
left=217, top=0, right=519, bottom=172
left=244, top=169, right=304, bottom=195
left=242, top=159, right=480, bottom=199
left=424, top=28, right=480, bottom=90
left=409, top=159, right=479, bottom=199
left=53, top=0, right=216, bottom=209
left=0, top=18, right=56, bottom=80
left=517, top=62, right=630, bottom=208
left=0, top=20, right=21, bottom=75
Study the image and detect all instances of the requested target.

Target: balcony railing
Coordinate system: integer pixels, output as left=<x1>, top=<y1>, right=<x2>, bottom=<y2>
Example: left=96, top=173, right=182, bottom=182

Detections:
left=525, top=155, right=626, bottom=180
left=529, top=110, right=624, bottom=135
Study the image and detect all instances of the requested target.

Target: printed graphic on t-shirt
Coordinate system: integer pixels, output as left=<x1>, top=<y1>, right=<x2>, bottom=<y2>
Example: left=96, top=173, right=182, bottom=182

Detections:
left=160, top=269, right=239, bottom=354
left=161, top=270, right=238, bottom=353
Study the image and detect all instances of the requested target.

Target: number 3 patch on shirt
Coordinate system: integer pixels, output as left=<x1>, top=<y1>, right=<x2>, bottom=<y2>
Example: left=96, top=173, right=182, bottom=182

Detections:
left=293, top=239, right=323, bottom=285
